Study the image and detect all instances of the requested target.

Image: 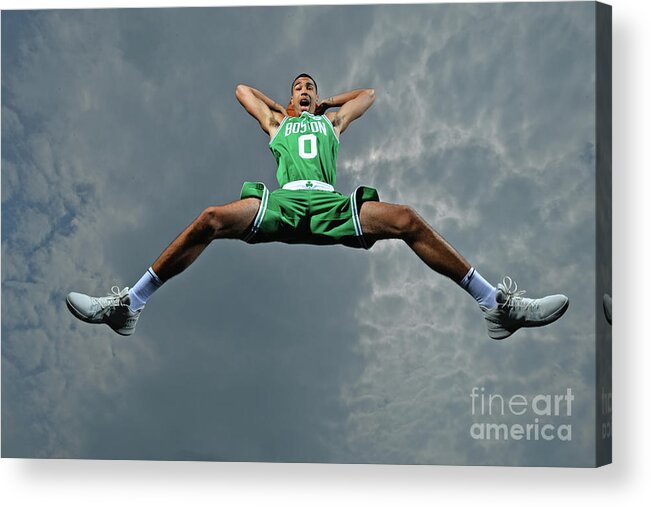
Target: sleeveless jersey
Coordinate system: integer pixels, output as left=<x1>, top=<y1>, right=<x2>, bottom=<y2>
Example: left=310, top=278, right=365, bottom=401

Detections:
left=269, top=111, right=340, bottom=187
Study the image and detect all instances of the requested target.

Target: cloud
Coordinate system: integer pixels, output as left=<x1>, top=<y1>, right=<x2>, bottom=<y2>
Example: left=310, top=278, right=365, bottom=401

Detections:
left=332, top=3, right=599, bottom=465
left=2, top=7, right=372, bottom=462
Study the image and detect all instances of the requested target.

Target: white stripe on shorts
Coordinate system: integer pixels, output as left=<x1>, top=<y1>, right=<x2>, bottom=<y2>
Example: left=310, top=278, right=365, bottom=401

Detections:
left=350, top=186, right=368, bottom=249
left=244, top=185, right=269, bottom=242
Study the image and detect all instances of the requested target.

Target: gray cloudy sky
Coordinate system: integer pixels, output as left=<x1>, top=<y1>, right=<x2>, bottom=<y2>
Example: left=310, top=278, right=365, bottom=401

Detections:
left=2, top=3, right=599, bottom=465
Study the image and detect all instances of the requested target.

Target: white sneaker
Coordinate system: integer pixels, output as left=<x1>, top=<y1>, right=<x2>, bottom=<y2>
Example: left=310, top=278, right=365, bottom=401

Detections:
left=66, top=286, right=141, bottom=336
left=481, top=277, right=569, bottom=340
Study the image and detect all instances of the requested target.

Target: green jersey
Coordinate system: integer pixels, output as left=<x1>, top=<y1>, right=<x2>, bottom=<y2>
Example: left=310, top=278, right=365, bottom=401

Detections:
left=269, top=111, right=340, bottom=187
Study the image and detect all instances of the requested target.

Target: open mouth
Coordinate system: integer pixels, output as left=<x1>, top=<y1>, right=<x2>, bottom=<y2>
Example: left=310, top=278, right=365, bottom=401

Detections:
left=299, top=98, right=310, bottom=110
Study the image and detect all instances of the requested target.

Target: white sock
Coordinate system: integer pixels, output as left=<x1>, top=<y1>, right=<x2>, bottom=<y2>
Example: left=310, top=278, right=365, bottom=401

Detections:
left=128, top=267, right=163, bottom=311
left=460, top=267, right=497, bottom=309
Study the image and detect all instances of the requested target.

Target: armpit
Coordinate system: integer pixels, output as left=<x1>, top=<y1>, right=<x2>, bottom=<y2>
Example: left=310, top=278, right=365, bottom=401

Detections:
left=330, top=113, right=343, bottom=127
left=269, top=113, right=281, bottom=128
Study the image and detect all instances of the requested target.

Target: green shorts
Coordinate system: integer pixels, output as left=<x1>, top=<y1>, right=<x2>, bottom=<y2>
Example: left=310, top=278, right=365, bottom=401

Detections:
left=239, top=181, right=380, bottom=249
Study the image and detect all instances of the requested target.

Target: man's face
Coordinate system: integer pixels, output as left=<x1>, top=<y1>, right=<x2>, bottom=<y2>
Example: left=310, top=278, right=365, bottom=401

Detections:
left=291, top=76, right=318, bottom=114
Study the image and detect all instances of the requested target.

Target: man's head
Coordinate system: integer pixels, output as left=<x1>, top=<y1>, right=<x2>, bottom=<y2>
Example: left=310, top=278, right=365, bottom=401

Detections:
left=290, top=73, right=318, bottom=114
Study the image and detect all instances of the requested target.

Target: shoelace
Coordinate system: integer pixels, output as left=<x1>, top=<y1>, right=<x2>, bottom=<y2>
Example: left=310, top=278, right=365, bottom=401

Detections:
left=92, top=286, right=128, bottom=310
left=500, top=276, right=530, bottom=309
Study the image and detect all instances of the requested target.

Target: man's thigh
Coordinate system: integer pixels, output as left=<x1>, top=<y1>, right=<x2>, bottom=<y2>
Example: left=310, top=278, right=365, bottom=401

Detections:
left=215, top=197, right=260, bottom=239
left=359, top=201, right=413, bottom=240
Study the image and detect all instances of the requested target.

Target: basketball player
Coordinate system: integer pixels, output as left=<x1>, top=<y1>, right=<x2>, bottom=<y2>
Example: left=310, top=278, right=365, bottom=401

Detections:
left=66, top=74, right=569, bottom=339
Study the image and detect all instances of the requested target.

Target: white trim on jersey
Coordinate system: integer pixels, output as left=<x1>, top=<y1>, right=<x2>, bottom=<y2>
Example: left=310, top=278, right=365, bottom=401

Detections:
left=322, top=114, right=340, bottom=143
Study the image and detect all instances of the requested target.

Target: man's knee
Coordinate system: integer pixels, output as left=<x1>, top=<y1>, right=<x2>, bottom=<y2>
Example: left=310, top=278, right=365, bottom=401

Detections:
left=196, top=206, right=226, bottom=239
left=393, top=205, right=421, bottom=239
left=196, top=200, right=258, bottom=239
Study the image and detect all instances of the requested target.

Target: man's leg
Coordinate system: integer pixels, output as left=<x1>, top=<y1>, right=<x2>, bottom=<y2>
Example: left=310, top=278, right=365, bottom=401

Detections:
left=66, top=198, right=260, bottom=335
left=359, top=201, right=470, bottom=283
left=359, top=201, right=495, bottom=307
left=359, top=201, right=569, bottom=339
left=150, top=198, right=260, bottom=282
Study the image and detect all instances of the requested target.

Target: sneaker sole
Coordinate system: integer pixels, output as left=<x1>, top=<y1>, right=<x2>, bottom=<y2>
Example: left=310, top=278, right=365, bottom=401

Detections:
left=66, top=297, right=134, bottom=336
left=488, top=326, right=515, bottom=340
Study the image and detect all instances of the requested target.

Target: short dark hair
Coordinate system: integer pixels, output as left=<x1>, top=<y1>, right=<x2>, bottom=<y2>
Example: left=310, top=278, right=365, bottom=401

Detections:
left=291, top=73, right=318, bottom=94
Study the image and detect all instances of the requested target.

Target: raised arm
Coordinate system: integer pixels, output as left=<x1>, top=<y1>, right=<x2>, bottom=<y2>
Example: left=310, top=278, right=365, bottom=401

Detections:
left=235, top=84, right=287, bottom=137
left=320, top=88, right=376, bottom=135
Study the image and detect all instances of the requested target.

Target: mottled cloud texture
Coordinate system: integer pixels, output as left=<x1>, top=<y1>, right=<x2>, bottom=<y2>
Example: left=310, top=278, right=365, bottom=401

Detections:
left=3, top=3, right=598, bottom=465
